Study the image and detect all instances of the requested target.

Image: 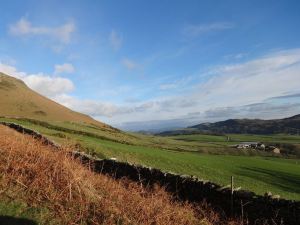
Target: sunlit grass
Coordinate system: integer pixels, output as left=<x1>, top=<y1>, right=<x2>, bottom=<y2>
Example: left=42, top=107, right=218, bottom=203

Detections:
left=1, top=118, right=300, bottom=200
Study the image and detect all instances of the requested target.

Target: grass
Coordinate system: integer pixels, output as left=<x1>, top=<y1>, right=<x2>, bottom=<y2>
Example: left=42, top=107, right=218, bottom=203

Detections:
left=171, top=133, right=300, bottom=157
left=0, top=73, right=108, bottom=128
left=1, top=118, right=300, bottom=201
left=172, top=133, right=300, bottom=145
left=1, top=124, right=242, bottom=225
left=75, top=136, right=300, bottom=200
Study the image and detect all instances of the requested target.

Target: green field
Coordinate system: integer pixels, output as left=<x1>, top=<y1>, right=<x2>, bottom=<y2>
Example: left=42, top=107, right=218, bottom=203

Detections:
left=173, top=133, right=300, bottom=144
left=171, top=133, right=300, bottom=157
left=1, top=118, right=300, bottom=200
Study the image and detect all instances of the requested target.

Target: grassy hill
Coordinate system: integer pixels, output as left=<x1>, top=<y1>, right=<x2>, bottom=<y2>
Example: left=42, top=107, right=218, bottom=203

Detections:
left=0, top=73, right=112, bottom=130
left=190, top=116, right=300, bottom=134
left=159, top=115, right=300, bottom=136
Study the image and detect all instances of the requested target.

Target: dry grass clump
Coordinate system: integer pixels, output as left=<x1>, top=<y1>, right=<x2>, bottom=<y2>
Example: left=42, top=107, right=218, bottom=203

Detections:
left=0, top=125, right=238, bottom=225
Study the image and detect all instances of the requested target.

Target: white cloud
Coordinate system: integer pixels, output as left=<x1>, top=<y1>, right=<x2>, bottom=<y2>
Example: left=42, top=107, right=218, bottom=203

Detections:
left=23, top=74, right=74, bottom=97
left=109, top=30, right=122, bottom=51
left=9, top=18, right=75, bottom=43
left=54, top=63, right=75, bottom=74
left=183, top=22, right=234, bottom=37
left=53, top=94, right=130, bottom=117
left=233, top=53, right=247, bottom=59
left=159, top=83, right=178, bottom=90
left=0, top=63, right=26, bottom=78
left=224, top=53, right=248, bottom=60
left=0, top=63, right=74, bottom=97
left=199, top=49, right=300, bottom=108
left=159, top=76, right=193, bottom=91
left=121, top=58, right=138, bottom=70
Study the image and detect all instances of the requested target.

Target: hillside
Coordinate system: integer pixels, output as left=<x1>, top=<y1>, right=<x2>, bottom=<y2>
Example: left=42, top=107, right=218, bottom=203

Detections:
left=0, top=125, right=215, bottom=225
left=159, top=115, right=300, bottom=135
left=0, top=73, right=112, bottom=130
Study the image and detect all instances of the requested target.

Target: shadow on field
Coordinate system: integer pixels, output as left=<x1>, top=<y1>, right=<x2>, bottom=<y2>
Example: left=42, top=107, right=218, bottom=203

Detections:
left=0, top=216, right=37, bottom=225
left=237, top=167, right=300, bottom=194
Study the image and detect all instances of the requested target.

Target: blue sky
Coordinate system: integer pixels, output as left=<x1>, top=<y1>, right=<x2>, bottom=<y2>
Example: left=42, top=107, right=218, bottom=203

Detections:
left=1, top=0, right=300, bottom=131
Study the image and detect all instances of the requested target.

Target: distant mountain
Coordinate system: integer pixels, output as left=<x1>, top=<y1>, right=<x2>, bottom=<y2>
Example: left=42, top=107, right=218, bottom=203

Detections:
left=158, top=114, right=300, bottom=136
left=0, top=73, right=113, bottom=130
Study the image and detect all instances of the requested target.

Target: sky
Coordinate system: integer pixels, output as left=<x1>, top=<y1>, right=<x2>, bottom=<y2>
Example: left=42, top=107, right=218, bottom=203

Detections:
left=1, top=0, right=300, bottom=131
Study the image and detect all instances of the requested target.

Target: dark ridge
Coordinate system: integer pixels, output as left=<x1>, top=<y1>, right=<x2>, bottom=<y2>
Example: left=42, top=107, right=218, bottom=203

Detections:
left=158, top=114, right=300, bottom=135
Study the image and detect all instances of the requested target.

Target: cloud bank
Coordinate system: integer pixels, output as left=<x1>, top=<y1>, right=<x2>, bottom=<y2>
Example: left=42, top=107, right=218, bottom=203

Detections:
left=1, top=48, right=300, bottom=131
left=109, top=30, right=123, bottom=51
left=183, top=22, right=234, bottom=37
left=121, top=58, right=138, bottom=70
left=9, top=18, right=75, bottom=43
left=54, top=63, right=75, bottom=74
left=0, top=63, right=74, bottom=97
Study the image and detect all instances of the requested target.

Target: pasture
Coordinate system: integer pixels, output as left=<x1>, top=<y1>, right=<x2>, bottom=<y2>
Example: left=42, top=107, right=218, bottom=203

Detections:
left=1, top=118, right=299, bottom=200
left=172, top=133, right=300, bottom=144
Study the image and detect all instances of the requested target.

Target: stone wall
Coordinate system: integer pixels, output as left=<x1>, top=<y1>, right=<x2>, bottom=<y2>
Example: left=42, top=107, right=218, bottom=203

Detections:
left=1, top=122, right=299, bottom=225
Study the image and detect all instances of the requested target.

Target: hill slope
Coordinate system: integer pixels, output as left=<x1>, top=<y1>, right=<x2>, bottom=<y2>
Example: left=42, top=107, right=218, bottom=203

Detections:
left=0, top=125, right=207, bottom=225
left=191, top=115, right=300, bottom=134
left=0, top=73, right=110, bottom=129
left=159, top=115, right=300, bottom=135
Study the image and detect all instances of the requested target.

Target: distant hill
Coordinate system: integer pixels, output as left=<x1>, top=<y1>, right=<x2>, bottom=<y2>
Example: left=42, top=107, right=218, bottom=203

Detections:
left=0, top=73, right=112, bottom=130
left=158, top=115, right=300, bottom=136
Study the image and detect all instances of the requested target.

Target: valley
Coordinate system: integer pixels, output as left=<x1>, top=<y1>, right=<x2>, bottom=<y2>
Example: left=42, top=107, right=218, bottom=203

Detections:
left=1, top=117, right=299, bottom=201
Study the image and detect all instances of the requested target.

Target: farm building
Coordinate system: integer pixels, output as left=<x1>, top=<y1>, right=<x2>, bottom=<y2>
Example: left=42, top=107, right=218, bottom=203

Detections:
left=234, top=142, right=281, bottom=154
left=236, top=142, right=260, bottom=149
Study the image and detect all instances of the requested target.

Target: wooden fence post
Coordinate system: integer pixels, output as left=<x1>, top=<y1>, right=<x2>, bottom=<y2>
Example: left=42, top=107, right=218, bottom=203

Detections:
left=231, top=176, right=234, bottom=215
